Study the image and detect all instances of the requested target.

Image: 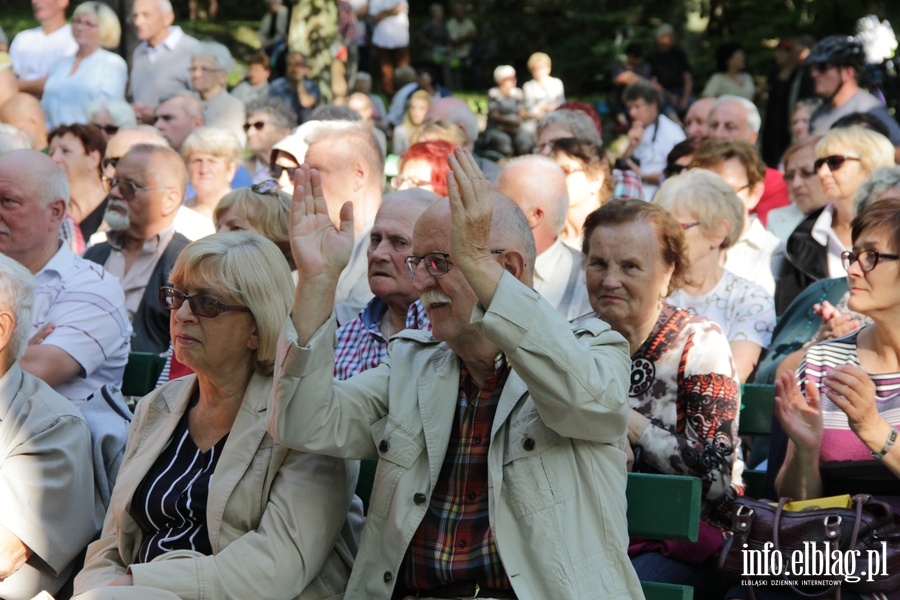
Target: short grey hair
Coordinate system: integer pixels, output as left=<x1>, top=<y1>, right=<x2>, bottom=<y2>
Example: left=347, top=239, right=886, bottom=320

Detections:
left=181, top=126, right=242, bottom=163
left=496, top=155, right=569, bottom=234
left=192, top=41, right=234, bottom=74
left=854, top=166, right=900, bottom=215
left=86, top=98, right=138, bottom=127
left=537, top=109, right=601, bottom=145
left=0, top=253, right=36, bottom=361
left=712, top=95, right=761, bottom=134
left=0, top=124, right=32, bottom=155
left=245, top=98, right=297, bottom=132
left=309, top=104, right=362, bottom=122
left=42, top=160, right=70, bottom=210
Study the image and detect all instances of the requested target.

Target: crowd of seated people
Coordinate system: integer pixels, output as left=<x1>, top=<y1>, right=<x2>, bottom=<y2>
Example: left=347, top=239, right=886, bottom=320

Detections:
left=2, top=3, right=900, bottom=599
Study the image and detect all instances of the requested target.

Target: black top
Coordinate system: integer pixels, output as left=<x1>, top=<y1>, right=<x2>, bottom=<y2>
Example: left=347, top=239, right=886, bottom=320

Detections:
left=646, top=46, right=692, bottom=91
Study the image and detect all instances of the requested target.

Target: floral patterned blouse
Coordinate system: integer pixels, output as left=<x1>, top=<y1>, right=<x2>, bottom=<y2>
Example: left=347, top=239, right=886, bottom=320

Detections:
left=630, top=304, right=743, bottom=528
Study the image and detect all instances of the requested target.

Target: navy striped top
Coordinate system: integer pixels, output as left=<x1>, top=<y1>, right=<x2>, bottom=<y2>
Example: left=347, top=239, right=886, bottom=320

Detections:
left=131, top=409, right=229, bottom=563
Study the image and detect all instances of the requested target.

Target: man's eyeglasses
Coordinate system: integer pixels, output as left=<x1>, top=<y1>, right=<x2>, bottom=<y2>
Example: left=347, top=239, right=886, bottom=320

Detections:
left=841, top=250, right=900, bottom=273
left=405, top=249, right=504, bottom=279
left=391, top=175, right=442, bottom=190
left=814, top=155, right=861, bottom=172
left=270, top=164, right=298, bottom=180
left=158, top=287, right=252, bottom=318
left=108, top=177, right=169, bottom=200
left=243, top=120, right=268, bottom=132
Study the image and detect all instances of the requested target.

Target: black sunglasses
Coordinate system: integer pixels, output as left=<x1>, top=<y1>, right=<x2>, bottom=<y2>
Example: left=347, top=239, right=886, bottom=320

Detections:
left=243, top=120, right=267, bottom=132
left=270, top=164, right=298, bottom=180
left=158, top=286, right=251, bottom=318
left=102, top=156, right=119, bottom=172
left=95, top=124, right=119, bottom=135
left=814, top=155, right=861, bottom=172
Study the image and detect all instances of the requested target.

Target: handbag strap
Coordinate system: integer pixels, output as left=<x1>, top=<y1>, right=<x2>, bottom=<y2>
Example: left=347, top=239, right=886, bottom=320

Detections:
left=772, top=497, right=844, bottom=599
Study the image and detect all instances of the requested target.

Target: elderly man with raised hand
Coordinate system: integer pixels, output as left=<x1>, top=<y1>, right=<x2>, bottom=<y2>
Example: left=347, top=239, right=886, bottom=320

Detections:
left=0, top=150, right=130, bottom=404
left=302, top=120, right=385, bottom=323
left=84, top=144, right=190, bottom=354
left=334, top=188, right=435, bottom=380
left=268, top=146, right=641, bottom=599
left=707, top=94, right=790, bottom=225
left=494, top=154, right=592, bottom=321
left=243, top=97, right=296, bottom=184
left=8, top=0, right=77, bottom=98
left=0, top=254, right=101, bottom=600
left=190, top=41, right=246, bottom=146
left=130, top=0, right=200, bottom=124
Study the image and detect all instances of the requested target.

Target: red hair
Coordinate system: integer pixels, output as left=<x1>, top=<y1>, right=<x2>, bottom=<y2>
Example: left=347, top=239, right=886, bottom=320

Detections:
left=559, top=101, right=602, bottom=135
left=399, top=140, right=456, bottom=197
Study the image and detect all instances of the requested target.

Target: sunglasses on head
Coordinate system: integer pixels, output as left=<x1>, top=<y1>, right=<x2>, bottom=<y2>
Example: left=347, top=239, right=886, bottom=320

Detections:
left=814, top=155, right=861, bottom=172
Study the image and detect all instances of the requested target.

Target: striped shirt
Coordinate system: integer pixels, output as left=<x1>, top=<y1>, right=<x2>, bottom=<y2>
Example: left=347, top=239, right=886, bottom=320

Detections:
left=400, top=359, right=512, bottom=592
left=798, top=329, right=900, bottom=463
left=131, top=409, right=228, bottom=563
left=333, top=298, right=430, bottom=380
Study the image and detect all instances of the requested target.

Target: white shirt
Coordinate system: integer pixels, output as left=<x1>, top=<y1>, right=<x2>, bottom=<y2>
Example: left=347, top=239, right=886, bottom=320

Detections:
left=765, top=203, right=805, bottom=242
left=809, top=204, right=848, bottom=278
left=370, top=0, right=409, bottom=48
left=140, top=26, right=185, bottom=64
left=533, top=238, right=592, bottom=321
left=174, top=206, right=215, bottom=241
left=41, top=49, right=128, bottom=128
left=8, top=24, right=77, bottom=81
left=667, top=270, right=775, bottom=348
left=632, top=113, right=685, bottom=200
left=724, top=216, right=780, bottom=295
left=32, top=245, right=131, bottom=403
left=523, top=77, right=565, bottom=118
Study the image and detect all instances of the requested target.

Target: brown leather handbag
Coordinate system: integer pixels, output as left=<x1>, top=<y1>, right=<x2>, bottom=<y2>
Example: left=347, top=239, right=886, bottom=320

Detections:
left=719, top=494, right=900, bottom=597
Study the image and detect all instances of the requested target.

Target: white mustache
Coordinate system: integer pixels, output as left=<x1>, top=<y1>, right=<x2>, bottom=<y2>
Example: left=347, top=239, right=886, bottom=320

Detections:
left=420, top=290, right=452, bottom=306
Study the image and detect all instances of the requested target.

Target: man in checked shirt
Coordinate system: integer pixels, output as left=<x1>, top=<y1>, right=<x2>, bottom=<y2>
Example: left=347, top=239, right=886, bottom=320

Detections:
left=269, top=147, right=642, bottom=599
left=333, top=188, right=437, bottom=380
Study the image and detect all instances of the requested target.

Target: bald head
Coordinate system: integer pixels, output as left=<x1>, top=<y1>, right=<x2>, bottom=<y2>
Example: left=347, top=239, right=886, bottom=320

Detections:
left=0, top=94, right=48, bottom=150
left=425, top=98, right=478, bottom=149
left=415, top=192, right=536, bottom=285
left=495, top=155, right=568, bottom=253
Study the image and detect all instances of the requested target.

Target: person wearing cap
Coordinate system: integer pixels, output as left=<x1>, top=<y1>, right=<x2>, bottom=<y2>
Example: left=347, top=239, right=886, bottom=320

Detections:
left=807, top=34, right=900, bottom=151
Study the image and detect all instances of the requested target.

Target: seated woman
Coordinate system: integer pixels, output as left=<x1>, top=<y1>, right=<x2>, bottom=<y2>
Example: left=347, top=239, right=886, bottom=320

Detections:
left=655, top=169, right=776, bottom=382
left=701, top=42, right=755, bottom=100
left=393, top=139, right=454, bottom=197
left=182, top=126, right=242, bottom=221
left=582, top=199, right=742, bottom=599
left=549, top=137, right=613, bottom=247
left=523, top=52, right=565, bottom=121
left=774, top=126, right=895, bottom=314
left=41, top=2, right=127, bottom=128
left=75, top=232, right=361, bottom=599
left=484, top=65, right=532, bottom=157
left=48, top=123, right=109, bottom=247
left=753, top=167, right=900, bottom=384
left=391, top=89, right=431, bottom=156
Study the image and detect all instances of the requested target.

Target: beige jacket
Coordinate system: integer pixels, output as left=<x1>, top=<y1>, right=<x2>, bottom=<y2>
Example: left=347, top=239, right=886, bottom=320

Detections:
left=269, top=273, right=645, bottom=600
left=74, top=372, right=362, bottom=600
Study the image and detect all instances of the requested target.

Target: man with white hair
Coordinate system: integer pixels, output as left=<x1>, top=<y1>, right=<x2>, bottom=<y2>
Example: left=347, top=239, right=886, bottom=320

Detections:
left=191, top=41, right=246, bottom=146
left=494, top=155, right=592, bottom=320
left=707, top=94, right=789, bottom=225
left=303, top=120, right=384, bottom=323
left=0, top=253, right=100, bottom=600
left=130, top=0, right=201, bottom=123
left=152, top=91, right=204, bottom=152
left=0, top=150, right=130, bottom=403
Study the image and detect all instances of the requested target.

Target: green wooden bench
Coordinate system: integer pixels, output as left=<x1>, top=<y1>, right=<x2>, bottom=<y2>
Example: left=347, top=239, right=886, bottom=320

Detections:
left=627, top=472, right=701, bottom=600
left=121, top=351, right=167, bottom=399
left=740, top=383, right=776, bottom=498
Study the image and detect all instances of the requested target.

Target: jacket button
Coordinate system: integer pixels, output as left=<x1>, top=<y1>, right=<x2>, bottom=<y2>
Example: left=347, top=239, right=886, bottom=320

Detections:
left=414, top=492, right=427, bottom=504
left=523, top=437, right=535, bottom=451
left=379, top=439, right=389, bottom=453
left=383, top=571, right=393, bottom=583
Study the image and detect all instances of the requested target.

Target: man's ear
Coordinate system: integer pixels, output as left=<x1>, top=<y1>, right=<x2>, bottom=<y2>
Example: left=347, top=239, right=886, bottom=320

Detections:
left=352, top=157, right=368, bottom=192
left=0, top=310, right=15, bottom=358
left=160, top=187, right=182, bottom=217
left=498, top=249, right=528, bottom=282
left=48, top=198, right=66, bottom=226
left=526, top=206, right=543, bottom=229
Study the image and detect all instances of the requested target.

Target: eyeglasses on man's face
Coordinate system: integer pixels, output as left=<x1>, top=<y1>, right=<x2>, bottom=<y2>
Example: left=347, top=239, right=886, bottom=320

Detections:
left=243, top=120, right=268, bottom=133
left=108, top=177, right=169, bottom=201
left=405, top=249, right=505, bottom=279
left=158, top=287, right=251, bottom=318
left=841, top=249, right=900, bottom=273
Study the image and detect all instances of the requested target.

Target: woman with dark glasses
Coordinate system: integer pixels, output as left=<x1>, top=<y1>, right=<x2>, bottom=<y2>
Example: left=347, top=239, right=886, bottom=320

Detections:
left=774, top=126, right=894, bottom=314
left=766, top=196, right=900, bottom=521
left=74, top=232, right=361, bottom=599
